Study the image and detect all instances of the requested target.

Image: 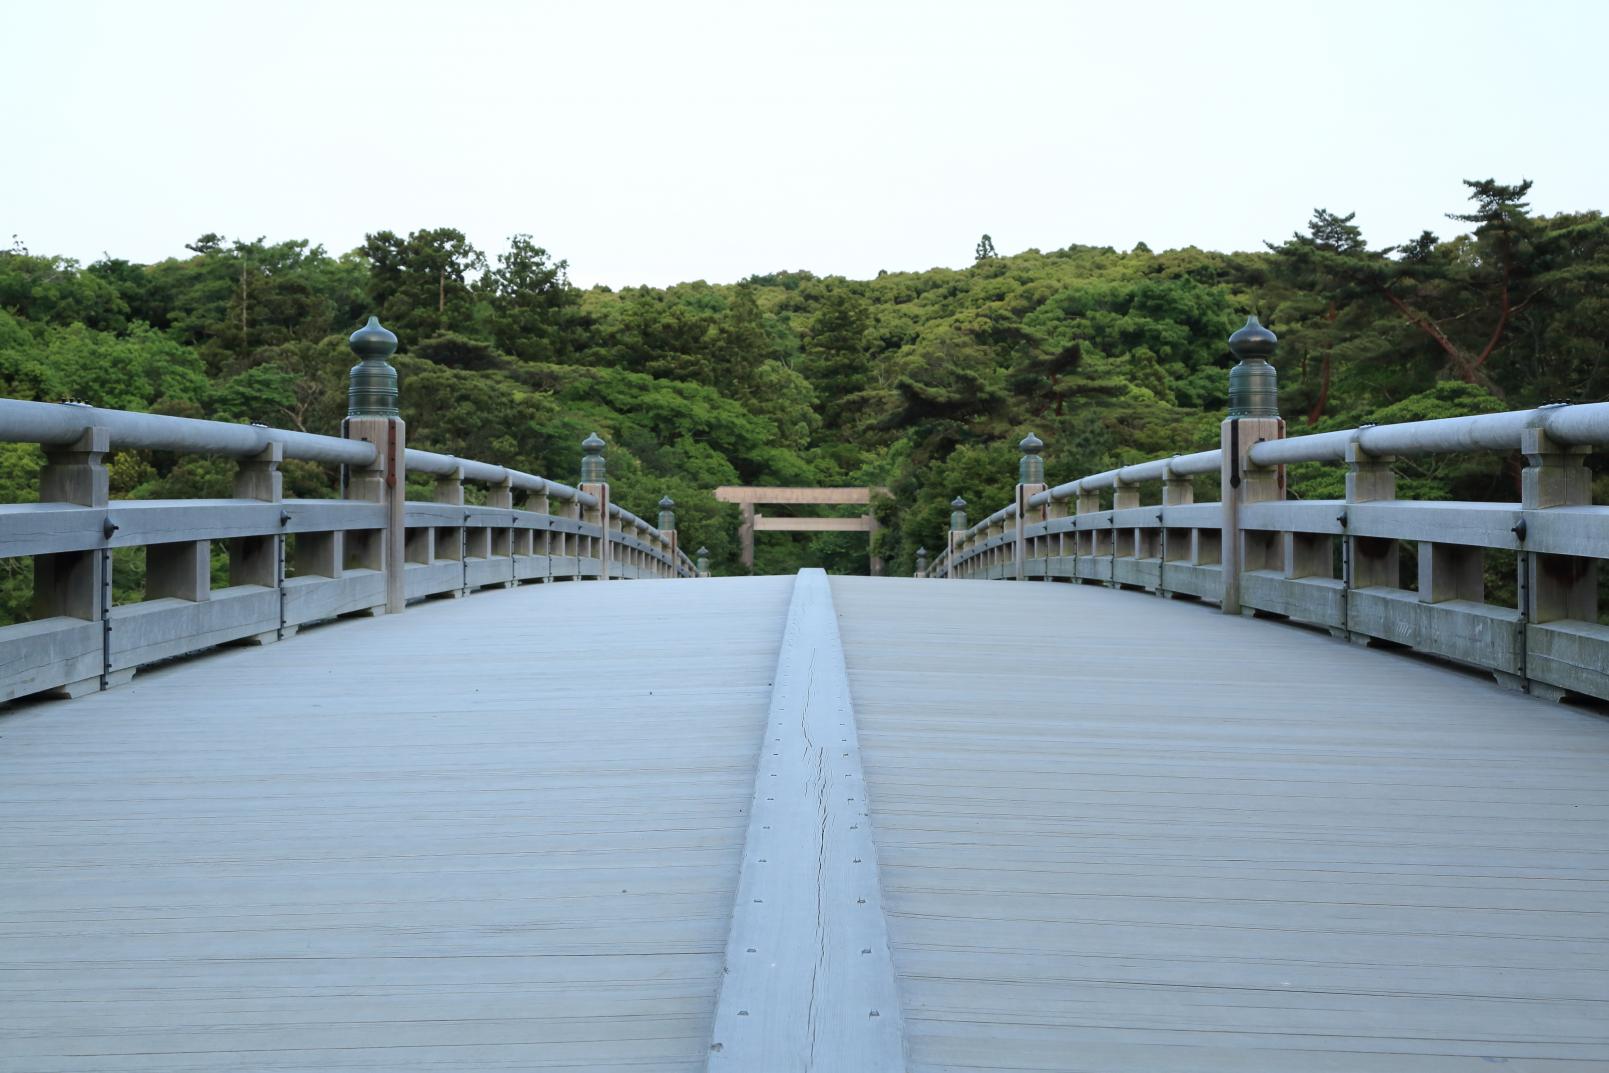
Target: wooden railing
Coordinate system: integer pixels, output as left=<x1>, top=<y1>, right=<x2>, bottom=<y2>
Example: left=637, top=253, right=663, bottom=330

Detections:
left=0, top=320, right=693, bottom=704
left=929, top=324, right=1609, bottom=706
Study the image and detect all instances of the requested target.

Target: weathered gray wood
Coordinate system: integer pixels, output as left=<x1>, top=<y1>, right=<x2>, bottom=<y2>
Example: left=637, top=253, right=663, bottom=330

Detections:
left=831, top=576, right=1609, bottom=1073
left=714, top=487, right=874, bottom=505
left=751, top=515, right=876, bottom=532
left=707, top=570, right=905, bottom=1071
left=106, top=587, right=281, bottom=671
left=0, top=617, right=101, bottom=702
left=0, top=576, right=793, bottom=1072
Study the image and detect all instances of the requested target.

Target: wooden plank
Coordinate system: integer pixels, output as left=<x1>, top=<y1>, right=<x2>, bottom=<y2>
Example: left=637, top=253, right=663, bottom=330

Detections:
left=752, top=516, right=874, bottom=532
left=713, top=487, right=873, bottom=505
left=0, top=575, right=794, bottom=1071
left=707, top=569, right=904, bottom=1071
left=831, top=576, right=1609, bottom=1073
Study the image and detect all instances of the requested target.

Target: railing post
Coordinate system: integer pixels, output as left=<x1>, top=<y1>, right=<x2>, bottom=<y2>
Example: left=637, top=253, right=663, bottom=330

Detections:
left=1045, top=496, right=1066, bottom=566
left=522, top=487, right=548, bottom=578
left=658, top=495, right=678, bottom=580
left=344, top=316, right=406, bottom=615
left=579, top=433, right=610, bottom=580
left=35, top=425, right=111, bottom=696
left=696, top=546, right=711, bottom=578
left=948, top=497, right=967, bottom=581
left=1074, top=483, right=1099, bottom=575
left=430, top=465, right=469, bottom=597
left=434, top=468, right=464, bottom=505
left=1345, top=437, right=1397, bottom=593
left=915, top=546, right=928, bottom=578
left=1014, top=433, right=1046, bottom=581
left=1111, top=473, right=1139, bottom=583
left=1219, top=316, right=1284, bottom=614
left=486, top=475, right=515, bottom=587
left=1519, top=426, right=1596, bottom=690
left=1161, top=464, right=1194, bottom=507
left=231, top=441, right=285, bottom=641
left=1158, top=461, right=1193, bottom=596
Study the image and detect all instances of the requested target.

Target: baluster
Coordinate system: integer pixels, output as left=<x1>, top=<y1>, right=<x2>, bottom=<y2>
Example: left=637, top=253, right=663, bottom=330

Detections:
left=486, top=475, right=515, bottom=588
left=948, top=497, right=967, bottom=581
left=230, top=442, right=284, bottom=642
left=1518, top=424, right=1597, bottom=700
left=35, top=426, right=112, bottom=696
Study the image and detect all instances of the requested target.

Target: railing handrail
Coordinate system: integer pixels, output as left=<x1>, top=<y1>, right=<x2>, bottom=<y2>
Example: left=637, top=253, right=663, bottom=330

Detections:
left=1248, top=400, right=1609, bottom=468
left=1027, top=448, right=1225, bottom=509
left=0, top=316, right=701, bottom=707
left=936, top=357, right=1607, bottom=707
left=0, top=397, right=375, bottom=467
left=402, top=447, right=594, bottom=505
left=992, top=400, right=1609, bottom=523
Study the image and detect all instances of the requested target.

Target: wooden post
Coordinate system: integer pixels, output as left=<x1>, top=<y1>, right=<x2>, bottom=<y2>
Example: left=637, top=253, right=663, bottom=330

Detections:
left=1345, top=440, right=1397, bottom=590
left=1219, top=317, right=1284, bottom=614
left=1013, top=433, right=1047, bottom=581
left=34, top=426, right=111, bottom=697
left=231, top=443, right=282, bottom=588
left=230, top=443, right=285, bottom=642
left=658, top=496, right=678, bottom=580
left=1520, top=427, right=1596, bottom=624
left=579, top=433, right=610, bottom=581
left=344, top=317, right=406, bottom=615
left=947, top=497, right=967, bottom=581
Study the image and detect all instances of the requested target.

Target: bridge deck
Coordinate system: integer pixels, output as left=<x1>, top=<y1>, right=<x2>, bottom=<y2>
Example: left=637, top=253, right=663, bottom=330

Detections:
left=2, top=574, right=1607, bottom=1071
left=1, top=577, right=793, bottom=1072
left=834, top=577, right=1609, bottom=1071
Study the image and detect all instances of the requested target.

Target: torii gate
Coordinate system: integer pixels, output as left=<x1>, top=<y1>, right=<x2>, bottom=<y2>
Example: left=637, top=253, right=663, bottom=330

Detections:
left=714, top=486, right=883, bottom=576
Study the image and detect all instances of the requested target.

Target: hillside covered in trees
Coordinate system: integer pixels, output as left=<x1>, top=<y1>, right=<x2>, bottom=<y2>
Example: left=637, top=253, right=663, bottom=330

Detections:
left=2, top=179, right=1605, bottom=586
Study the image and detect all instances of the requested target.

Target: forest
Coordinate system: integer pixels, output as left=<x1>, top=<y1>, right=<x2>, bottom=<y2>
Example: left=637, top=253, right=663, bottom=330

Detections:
left=1, top=178, right=1605, bottom=600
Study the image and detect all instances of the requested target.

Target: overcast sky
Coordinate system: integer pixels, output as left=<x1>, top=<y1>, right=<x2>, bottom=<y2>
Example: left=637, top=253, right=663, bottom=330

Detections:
left=6, top=0, right=1604, bottom=288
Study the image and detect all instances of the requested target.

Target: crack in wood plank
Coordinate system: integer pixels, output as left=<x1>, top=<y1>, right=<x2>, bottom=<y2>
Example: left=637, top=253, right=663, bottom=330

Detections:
left=706, top=569, right=906, bottom=1071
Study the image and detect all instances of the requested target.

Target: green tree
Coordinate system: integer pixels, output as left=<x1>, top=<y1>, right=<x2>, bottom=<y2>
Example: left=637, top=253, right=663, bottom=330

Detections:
left=363, top=228, right=487, bottom=342
left=482, top=234, right=578, bottom=362
left=802, top=288, right=872, bottom=429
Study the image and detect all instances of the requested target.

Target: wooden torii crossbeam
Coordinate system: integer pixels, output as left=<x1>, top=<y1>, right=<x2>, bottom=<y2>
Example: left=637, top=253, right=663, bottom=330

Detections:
left=714, top=486, right=883, bottom=575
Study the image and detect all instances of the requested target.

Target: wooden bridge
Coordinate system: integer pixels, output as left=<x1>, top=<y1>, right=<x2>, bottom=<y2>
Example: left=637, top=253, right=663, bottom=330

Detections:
left=2, top=317, right=1608, bottom=1071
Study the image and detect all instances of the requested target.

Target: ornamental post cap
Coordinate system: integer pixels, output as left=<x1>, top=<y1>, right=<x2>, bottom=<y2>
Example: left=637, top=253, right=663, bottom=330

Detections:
left=1228, top=315, right=1277, bottom=361
left=581, top=432, right=606, bottom=453
left=658, top=495, right=675, bottom=509
left=916, top=546, right=928, bottom=556
left=1018, top=432, right=1044, bottom=454
left=348, top=315, right=397, bottom=361
left=696, top=546, right=710, bottom=557
left=950, top=496, right=967, bottom=509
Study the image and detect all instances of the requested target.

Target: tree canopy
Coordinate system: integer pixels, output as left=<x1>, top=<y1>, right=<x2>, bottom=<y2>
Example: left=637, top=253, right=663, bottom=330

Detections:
left=2, top=180, right=1605, bottom=593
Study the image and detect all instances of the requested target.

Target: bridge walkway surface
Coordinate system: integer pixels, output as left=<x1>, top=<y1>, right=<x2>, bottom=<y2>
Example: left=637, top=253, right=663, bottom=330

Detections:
left=3, top=573, right=1608, bottom=1072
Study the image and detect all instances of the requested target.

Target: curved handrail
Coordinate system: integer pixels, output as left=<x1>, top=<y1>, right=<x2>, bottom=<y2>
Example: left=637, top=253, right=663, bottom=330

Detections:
left=0, top=398, right=375, bottom=466
left=1247, top=401, right=1609, bottom=467
left=403, top=447, right=595, bottom=505
left=1028, top=449, right=1223, bottom=508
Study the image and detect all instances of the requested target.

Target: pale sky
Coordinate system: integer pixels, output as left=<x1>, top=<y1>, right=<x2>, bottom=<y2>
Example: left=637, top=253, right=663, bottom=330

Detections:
left=5, top=0, right=1605, bottom=288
